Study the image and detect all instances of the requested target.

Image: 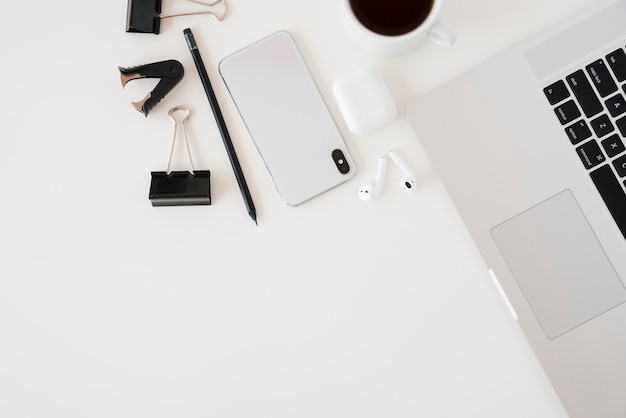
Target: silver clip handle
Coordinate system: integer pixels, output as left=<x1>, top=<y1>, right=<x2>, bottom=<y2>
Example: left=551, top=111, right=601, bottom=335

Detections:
left=161, top=0, right=227, bottom=21
left=166, top=106, right=196, bottom=175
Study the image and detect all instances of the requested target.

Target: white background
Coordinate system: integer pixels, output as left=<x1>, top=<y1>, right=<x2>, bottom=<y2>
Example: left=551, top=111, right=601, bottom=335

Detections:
left=0, top=0, right=599, bottom=416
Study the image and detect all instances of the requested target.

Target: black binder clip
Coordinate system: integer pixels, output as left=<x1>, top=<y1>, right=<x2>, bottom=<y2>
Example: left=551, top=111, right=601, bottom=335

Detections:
left=126, top=0, right=227, bottom=34
left=119, top=60, right=184, bottom=117
left=149, top=106, right=211, bottom=206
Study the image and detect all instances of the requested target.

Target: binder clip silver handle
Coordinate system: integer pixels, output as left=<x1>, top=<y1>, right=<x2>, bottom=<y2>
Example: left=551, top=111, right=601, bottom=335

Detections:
left=162, top=0, right=227, bottom=21
left=166, top=105, right=195, bottom=175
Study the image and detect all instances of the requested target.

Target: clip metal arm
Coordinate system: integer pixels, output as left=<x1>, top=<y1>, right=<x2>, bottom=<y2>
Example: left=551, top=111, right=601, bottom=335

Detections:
left=161, top=0, right=227, bottom=20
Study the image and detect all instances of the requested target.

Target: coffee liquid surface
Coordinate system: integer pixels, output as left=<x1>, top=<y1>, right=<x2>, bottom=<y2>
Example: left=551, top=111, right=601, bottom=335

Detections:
left=350, top=0, right=433, bottom=36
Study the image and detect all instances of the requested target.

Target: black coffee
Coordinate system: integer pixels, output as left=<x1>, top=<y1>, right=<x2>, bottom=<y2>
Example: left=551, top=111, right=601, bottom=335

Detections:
left=350, top=0, right=434, bottom=36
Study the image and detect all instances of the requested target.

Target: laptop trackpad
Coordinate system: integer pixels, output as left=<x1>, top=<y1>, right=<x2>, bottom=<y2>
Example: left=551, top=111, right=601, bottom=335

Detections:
left=491, top=190, right=626, bottom=339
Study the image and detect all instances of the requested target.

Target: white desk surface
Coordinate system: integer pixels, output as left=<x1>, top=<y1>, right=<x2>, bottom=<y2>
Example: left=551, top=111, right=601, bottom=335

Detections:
left=0, top=0, right=599, bottom=416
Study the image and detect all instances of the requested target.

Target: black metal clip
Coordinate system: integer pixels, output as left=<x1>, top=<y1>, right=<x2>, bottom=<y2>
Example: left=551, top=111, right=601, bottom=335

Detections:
left=125, top=0, right=227, bottom=34
left=126, top=0, right=162, bottom=34
left=119, top=60, right=184, bottom=116
left=149, top=106, right=211, bottom=206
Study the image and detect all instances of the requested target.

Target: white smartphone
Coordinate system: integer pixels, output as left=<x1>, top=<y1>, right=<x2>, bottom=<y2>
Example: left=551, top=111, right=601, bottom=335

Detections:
left=219, top=31, right=356, bottom=206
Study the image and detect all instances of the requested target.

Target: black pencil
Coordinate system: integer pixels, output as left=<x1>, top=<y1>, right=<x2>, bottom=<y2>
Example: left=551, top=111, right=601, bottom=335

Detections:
left=183, top=28, right=258, bottom=225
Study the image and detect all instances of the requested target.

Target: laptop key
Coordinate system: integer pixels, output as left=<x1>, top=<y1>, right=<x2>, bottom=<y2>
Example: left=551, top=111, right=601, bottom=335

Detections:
left=616, top=114, right=626, bottom=136
left=576, top=140, right=605, bottom=169
left=606, top=48, right=626, bottom=82
left=614, top=154, right=626, bottom=177
left=565, top=120, right=592, bottom=144
left=567, top=70, right=603, bottom=117
left=554, top=100, right=581, bottom=125
left=586, top=59, right=618, bottom=98
left=590, top=164, right=626, bottom=241
left=605, top=93, right=626, bottom=117
left=601, top=134, right=626, bottom=158
left=590, top=114, right=615, bottom=138
left=544, top=80, right=570, bottom=105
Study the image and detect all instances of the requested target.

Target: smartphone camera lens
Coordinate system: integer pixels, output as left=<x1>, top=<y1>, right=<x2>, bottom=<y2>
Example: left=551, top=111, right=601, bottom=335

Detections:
left=332, top=149, right=350, bottom=174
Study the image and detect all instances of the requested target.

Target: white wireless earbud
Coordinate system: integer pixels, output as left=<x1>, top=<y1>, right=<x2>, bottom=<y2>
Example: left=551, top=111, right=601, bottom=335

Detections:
left=358, top=156, right=387, bottom=202
left=388, top=149, right=416, bottom=192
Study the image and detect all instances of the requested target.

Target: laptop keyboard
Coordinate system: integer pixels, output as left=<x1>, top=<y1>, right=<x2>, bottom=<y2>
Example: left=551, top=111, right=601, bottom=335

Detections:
left=544, top=48, right=626, bottom=241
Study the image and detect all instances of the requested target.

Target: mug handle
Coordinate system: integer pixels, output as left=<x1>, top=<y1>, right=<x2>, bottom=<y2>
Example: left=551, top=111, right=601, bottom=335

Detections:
left=428, top=18, right=457, bottom=47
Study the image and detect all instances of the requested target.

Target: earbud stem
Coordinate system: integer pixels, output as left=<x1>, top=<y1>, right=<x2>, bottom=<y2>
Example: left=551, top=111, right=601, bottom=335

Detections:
left=389, top=149, right=417, bottom=192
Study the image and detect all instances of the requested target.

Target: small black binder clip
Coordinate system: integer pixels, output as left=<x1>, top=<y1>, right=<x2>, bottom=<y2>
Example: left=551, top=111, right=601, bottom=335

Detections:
left=119, top=60, right=184, bottom=117
left=126, top=0, right=227, bottom=34
left=149, top=106, right=211, bottom=206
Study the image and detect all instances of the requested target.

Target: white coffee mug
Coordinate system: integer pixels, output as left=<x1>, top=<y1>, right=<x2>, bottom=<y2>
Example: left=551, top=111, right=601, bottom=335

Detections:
left=340, top=0, right=457, bottom=56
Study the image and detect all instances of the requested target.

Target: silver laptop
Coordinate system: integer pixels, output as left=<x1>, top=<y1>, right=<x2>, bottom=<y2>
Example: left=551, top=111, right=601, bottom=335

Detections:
left=407, top=0, right=626, bottom=417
